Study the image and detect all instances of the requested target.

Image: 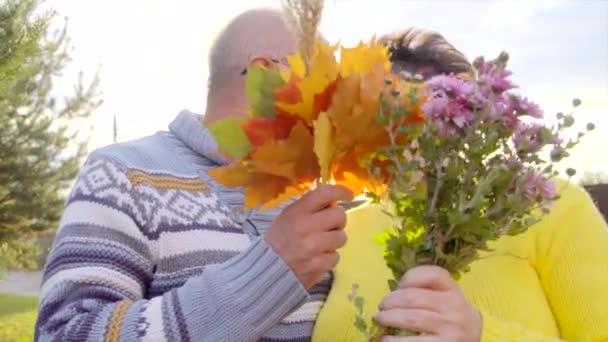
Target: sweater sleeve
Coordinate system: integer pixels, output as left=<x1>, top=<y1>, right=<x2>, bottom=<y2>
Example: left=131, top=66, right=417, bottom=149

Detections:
left=478, top=183, right=608, bottom=342
left=35, top=156, right=308, bottom=342
left=531, top=183, right=608, bottom=342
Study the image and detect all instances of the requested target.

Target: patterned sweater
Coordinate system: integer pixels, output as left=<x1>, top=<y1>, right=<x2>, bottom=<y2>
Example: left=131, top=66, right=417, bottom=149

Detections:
left=35, top=110, right=331, bottom=342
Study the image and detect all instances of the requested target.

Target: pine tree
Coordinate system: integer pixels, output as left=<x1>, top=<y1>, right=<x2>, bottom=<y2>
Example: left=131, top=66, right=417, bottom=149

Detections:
left=0, top=0, right=101, bottom=271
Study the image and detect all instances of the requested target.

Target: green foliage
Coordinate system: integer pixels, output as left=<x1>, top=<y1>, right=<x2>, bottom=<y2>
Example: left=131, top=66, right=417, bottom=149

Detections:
left=0, top=240, right=39, bottom=279
left=0, top=295, right=38, bottom=342
left=347, top=284, right=383, bottom=341
left=0, top=0, right=101, bottom=272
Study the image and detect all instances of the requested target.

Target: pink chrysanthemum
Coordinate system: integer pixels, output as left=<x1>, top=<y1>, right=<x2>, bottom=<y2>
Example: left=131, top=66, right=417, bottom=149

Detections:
left=521, top=172, right=557, bottom=203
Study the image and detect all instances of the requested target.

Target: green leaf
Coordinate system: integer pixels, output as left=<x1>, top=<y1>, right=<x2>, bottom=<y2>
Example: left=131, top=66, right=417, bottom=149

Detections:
left=354, top=316, right=368, bottom=333
left=245, top=65, right=285, bottom=118
left=373, top=230, right=391, bottom=246
left=205, top=118, right=252, bottom=159
left=354, top=296, right=365, bottom=313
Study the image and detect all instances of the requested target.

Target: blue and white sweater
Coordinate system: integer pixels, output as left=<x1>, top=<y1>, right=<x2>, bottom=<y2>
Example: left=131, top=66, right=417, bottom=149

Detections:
left=35, top=110, right=332, bottom=342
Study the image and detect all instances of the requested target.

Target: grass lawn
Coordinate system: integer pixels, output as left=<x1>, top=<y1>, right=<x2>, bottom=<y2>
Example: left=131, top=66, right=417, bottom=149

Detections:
left=0, top=294, right=38, bottom=342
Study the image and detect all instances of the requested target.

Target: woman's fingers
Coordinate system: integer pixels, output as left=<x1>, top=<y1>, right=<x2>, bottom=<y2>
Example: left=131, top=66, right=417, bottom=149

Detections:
left=375, top=308, right=446, bottom=335
left=379, top=288, right=446, bottom=313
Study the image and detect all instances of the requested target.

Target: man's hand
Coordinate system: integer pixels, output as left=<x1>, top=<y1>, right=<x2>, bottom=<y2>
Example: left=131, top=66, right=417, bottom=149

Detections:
left=375, top=266, right=482, bottom=342
left=265, top=185, right=354, bottom=289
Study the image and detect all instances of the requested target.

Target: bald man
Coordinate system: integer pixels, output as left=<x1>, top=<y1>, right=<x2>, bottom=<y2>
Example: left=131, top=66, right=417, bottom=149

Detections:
left=35, top=8, right=351, bottom=342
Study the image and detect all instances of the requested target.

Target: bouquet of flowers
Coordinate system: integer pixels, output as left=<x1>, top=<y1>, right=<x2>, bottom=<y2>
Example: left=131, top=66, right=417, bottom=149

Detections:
left=205, top=0, right=593, bottom=339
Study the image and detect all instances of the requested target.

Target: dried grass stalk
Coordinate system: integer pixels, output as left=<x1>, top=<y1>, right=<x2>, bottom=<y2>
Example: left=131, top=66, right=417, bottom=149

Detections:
left=282, top=0, right=325, bottom=75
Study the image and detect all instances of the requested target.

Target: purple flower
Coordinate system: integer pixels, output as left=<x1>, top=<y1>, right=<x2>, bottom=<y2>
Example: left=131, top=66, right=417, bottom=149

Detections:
left=426, top=74, right=475, bottom=100
left=475, top=56, right=517, bottom=94
left=482, top=72, right=517, bottom=93
left=486, top=93, right=520, bottom=129
left=513, top=123, right=545, bottom=153
left=521, top=172, right=557, bottom=203
left=422, top=91, right=474, bottom=137
left=487, top=95, right=544, bottom=130
left=423, top=74, right=479, bottom=137
left=509, top=96, right=543, bottom=119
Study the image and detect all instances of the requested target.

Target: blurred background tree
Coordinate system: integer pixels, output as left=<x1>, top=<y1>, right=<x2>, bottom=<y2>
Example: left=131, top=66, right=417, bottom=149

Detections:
left=0, top=0, right=101, bottom=275
left=580, top=171, right=608, bottom=223
left=579, top=171, right=608, bottom=186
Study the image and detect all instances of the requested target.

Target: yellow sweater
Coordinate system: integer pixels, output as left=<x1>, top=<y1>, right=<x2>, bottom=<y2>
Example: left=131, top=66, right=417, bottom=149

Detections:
left=312, top=183, right=608, bottom=341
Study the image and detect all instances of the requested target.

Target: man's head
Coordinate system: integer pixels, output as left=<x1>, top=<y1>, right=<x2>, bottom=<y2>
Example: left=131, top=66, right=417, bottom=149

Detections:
left=378, top=28, right=473, bottom=80
left=204, top=8, right=297, bottom=123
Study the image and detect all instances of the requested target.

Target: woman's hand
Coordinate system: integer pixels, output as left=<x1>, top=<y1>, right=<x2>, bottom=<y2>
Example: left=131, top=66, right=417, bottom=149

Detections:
left=375, top=265, right=482, bottom=342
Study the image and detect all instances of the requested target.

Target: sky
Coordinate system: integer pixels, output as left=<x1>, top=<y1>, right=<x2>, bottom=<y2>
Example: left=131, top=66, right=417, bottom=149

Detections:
left=48, top=0, right=608, bottom=174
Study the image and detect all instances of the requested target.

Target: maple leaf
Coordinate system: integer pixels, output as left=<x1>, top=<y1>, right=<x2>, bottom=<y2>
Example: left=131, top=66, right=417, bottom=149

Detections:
left=287, top=53, right=306, bottom=78
left=312, top=79, right=338, bottom=119
left=313, top=111, right=336, bottom=182
left=276, top=41, right=339, bottom=122
left=332, top=148, right=388, bottom=196
left=208, top=121, right=318, bottom=209
left=246, top=64, right=285, bottom=119
left=241, top=111, right=299, bottom=147
left=340, top=38, right=391, bottom=78
left=274, top=73, right=302, bottom=105
left=205, top=118, right=251, bottom=159
left=327, top=63, right=388, bottom=156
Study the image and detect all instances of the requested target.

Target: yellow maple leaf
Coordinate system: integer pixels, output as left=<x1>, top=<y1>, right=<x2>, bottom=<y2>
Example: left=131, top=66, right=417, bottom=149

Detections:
left=340, top=38, right=391, bottom=78
left=313, top=111, right=336, bottom=182
left=277, top=41, right=339, bottom=122
left=286, top=53, right=306, bottom=78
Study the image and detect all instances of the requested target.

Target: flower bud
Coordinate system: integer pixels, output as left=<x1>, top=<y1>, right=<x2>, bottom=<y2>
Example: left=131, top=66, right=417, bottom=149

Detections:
left=556, top=112, right=564, bottom=119
left=587, top=123, right=596, bottom=131
left=550, top=147, right=568, bottom=162
left=562, top=115, right=575, bottom=128
left=566, top=168, right=577, bottom=177
left=572, top=98, right=582, bottom=107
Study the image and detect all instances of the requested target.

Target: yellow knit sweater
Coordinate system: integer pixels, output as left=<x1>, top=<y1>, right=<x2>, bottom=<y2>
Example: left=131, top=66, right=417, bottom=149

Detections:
left=312, top=183, right=608, bottom=341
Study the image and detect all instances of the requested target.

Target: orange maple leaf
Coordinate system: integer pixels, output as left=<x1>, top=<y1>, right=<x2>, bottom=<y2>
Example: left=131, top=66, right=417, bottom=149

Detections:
left=208, top=121, right=318, bottom=209
left=241, top=111, right=299, bottom=147
left=274, top=73, right=302, bottom=105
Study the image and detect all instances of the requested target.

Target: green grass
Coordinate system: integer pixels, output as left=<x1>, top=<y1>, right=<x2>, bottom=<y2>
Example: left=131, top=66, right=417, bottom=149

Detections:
left=0, top=294, right=38, bottom=342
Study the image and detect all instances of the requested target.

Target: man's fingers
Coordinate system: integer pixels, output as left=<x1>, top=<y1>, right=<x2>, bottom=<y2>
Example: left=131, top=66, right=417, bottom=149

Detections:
left=375, top=308, right=445, bottom=335
left=310, top=229, right=348, bottom=253
left=379, top=288, right=445, bottom=313
left=310, top=205, right=347, bottom=231
left=399, top=265, right=454, bottom=291
left=294, top=185, right=354, bottom=213
left=314, top=252, right=339, bottom=272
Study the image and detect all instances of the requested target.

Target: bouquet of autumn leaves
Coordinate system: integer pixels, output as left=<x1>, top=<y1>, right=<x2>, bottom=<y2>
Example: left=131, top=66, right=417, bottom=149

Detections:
left=206, top=39, right=421, bottom=209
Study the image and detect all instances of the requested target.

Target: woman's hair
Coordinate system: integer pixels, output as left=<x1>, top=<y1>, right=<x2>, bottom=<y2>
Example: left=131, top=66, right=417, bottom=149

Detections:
left=378, top=28, right=474, bottom=79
